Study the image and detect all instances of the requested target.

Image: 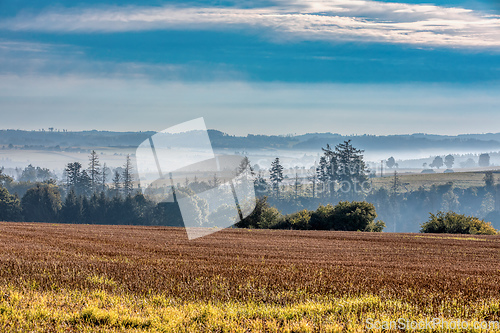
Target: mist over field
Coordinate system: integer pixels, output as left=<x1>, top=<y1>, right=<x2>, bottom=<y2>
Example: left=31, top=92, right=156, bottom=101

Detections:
left=2, top=128, right=500, bottom=234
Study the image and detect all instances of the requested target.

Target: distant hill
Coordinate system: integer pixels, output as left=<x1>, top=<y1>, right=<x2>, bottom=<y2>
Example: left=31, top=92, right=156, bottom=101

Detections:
left=1, top=129, right=500, bottom=152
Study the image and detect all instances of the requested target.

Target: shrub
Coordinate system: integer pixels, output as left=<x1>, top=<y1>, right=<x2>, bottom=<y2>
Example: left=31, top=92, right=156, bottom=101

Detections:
left=309, top=201, right=383, bottom=232
left=259, top=205, right=282, bottom=229
left=274, top=209, right=312, bottom=230
left=364, top=220, right=386, bottom=232
left=331, top=201, right=380, bottom=231
left=420, top=211, right=497, bottom=235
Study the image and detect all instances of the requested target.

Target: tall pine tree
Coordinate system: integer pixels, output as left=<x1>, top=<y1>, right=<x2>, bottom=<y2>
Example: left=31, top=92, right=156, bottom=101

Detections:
left=270, top=157, right=284, bottom=198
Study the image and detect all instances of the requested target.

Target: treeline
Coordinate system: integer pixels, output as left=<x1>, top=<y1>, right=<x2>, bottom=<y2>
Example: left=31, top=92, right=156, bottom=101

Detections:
left=0, top=180, right=386, bottom=232
left=3, top=129, right=500, bottom=152
left=0, top=151, right=186, bottom=226
left=4, top=184, right=183, bottom=226
left=237, top=198, right=385, bottom=232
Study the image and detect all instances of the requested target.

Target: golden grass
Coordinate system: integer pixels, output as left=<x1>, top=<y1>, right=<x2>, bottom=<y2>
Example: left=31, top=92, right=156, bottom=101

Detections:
left=1, top=286, right=499, bottom=332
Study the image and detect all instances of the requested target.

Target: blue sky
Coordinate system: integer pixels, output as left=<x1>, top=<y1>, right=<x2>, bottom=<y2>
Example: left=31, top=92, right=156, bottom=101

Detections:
left=0, top=0, right=499, bottom=135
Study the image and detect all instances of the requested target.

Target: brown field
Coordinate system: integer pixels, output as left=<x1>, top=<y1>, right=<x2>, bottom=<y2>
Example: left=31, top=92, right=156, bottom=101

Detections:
left=1, top=223, right=500, bottom=331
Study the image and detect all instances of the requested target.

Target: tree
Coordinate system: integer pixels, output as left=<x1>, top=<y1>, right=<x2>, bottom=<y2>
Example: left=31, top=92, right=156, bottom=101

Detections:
left=122, top=155, right=134, bottom=196
left=331, top=201, right=381, bottom=231
left=21, top=184, right=62, bottom=222
left=320, top=144, right=339, bottom=196
left=236, top=196, right=281, bottom=229
left=65, top=162, right=82, bottom=188
left=391, top=170, right=401, bottom=194
left=309, top=201, right=384, bottom=231
left=316, top=156, right=329, bottom=197
left=253, top=171, right=269, bottom=196
left=460, top=158, right=476, bottom=169
left=479, top=153, right=490, bottom=167
left=333, top=140, right=368, bottom=195
left=113, top=170, right=121, bottom=195
left=88, top=150, right=101, bottom=191
left=430, top=156, right=444, bottom=169
left=101, top=163, right=109, bottom=193
left=0, top=168, right=13, bottom=188
left=209, top=173, right=221, bottom=189
left=0, top=187, right=22, bottom=221
left=19, top=164, right=37, bottom=182
left=19, top=164, right=48, bottom=182
left=307, top=165, right=317, bottom=199
left=386, top=157, right=396, bottom=169
left=420, top=211, right=497, bottom=235
left=444, top=154, right=455, bottom=169
left=59, top=189, right=81, bottom=223
left=269, top=158, right=284, bottom=198
left=237, top=156, right=255, bottom=176
left=294, top=172, right=301, bottom=198
left=78, top=170, right=92, bottom=196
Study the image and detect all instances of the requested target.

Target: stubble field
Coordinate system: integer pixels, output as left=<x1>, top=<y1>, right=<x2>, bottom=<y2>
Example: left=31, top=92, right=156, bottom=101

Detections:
left=0, top=222, right=499, bottom=332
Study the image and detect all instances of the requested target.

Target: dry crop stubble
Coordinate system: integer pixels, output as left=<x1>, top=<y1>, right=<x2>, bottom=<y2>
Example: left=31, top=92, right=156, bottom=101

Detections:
left=0, top=222, right=499, bottom=331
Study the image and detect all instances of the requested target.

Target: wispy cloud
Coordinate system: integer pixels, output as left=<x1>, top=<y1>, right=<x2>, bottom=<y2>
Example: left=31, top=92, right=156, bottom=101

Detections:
left=0, top=40, right=54, bottom=53
left=0, top=0, right=499, bottom=48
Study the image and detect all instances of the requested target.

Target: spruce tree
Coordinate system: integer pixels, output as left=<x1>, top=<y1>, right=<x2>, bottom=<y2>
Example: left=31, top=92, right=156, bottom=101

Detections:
left=270, top=158, right=284, bottom=198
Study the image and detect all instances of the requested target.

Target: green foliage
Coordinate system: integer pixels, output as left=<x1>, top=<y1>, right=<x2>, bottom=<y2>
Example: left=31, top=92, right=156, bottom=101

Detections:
left=59, top=189, right=81, bottom=223
left=309, top=204, right=334, bottom=230
left=420, top=211, right=497, bottom=235
left=269, top=158, right=284, bottom=197
left=237, top=197, right=282, bottom=229
left=330, top=201, right=379, bottom=231
left=274, top=209, right=311, bottom=230
left=259, top=205, right=282, bottom=229
left=269, top=201, right=383, bottom=232
left=319, top=140, right=369, bottom=197
left=0, top=186, right=22, bottom=221
left=21, top=184, right=62, bottom=222
left=364, top=220, right=386, bottom=232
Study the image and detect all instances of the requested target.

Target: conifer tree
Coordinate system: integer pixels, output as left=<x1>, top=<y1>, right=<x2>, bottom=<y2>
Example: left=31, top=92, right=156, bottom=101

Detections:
left=270, top=157, right=284, bottom=198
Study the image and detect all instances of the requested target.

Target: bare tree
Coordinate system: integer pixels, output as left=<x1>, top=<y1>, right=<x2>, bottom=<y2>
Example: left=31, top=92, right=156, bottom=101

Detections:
left=88, top=150, right=101, bottom=191
left=101, top=163, right=109, bottom=193
left=122, top=154, right=134, bottom=196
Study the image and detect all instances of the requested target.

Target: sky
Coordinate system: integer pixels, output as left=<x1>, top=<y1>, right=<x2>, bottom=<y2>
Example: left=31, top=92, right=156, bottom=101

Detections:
left=0, top=0, right=499, bottom=135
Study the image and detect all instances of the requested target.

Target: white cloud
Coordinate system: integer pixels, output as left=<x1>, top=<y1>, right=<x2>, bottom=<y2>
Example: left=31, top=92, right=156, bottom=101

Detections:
left=0, top=0, right=499, bottom=47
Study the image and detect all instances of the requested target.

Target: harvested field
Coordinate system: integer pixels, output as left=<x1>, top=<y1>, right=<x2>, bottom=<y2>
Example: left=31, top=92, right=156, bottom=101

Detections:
left=0, top=222, right=499, bottom=332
